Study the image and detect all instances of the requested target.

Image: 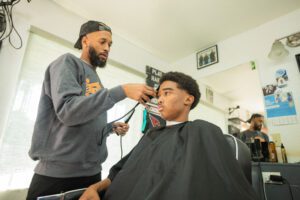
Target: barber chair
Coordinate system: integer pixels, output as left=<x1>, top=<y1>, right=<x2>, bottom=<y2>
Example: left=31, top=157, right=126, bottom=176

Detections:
left=37, top=189, right=105, bottom=200
left=224, top=134, right=252, bottom=183
left=36, top=189, right=85, bottom=200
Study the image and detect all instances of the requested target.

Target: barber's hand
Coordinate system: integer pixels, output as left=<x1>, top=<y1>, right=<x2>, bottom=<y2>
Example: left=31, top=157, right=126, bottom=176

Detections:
left=122, top=84, right=156, bottom=105
left=113, top=122, right=129, bottom=136
left=79, top=185, right=100, bottom=200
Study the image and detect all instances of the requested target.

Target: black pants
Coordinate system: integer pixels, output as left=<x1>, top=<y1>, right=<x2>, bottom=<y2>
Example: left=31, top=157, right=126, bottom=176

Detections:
left=26, top=173, right=101, bottom=200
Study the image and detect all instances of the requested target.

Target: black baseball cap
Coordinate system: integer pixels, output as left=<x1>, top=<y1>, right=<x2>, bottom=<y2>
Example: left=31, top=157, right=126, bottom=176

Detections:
left=74, top=20, right=112, bottom=49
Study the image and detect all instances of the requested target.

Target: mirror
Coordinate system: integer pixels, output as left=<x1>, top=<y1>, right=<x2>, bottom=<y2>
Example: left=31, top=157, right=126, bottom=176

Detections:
left=200, top=61, right=266, bottom=134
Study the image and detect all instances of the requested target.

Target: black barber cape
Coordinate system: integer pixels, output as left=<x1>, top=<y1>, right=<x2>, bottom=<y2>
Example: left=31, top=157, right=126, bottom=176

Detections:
left=104, top=120, right=258, bottom=200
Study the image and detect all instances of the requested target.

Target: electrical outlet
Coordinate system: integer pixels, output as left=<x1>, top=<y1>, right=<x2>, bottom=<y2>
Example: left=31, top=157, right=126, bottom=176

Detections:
left=271, top=133, right=281, bottom=147
left=262, top=172, right=281, bottom=183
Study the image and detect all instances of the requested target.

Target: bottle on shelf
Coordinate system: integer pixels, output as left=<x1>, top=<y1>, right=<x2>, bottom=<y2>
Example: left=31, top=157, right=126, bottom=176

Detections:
left=281, top=143, right=288, bottom=163
left=268, top=142, right=278, bottom=162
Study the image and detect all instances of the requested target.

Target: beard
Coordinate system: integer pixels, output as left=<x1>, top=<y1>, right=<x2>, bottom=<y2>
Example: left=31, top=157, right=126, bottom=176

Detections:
left=253, top=123, right=262, bottom=131
left=88, top=46, right=107, bottom=68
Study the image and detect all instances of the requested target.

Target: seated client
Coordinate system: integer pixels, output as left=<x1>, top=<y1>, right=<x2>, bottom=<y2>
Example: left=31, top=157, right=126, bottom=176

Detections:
left=80, top=71, right=258, bottom=200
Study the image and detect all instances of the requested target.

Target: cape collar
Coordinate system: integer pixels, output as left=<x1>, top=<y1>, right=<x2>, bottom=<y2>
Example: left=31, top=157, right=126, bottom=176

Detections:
left=166, top=121, right=187, bottom=126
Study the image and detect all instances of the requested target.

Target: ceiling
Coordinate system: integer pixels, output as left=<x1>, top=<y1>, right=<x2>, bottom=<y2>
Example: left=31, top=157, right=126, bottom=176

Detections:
left=201, top=62, right=265, bottom=113
left=53, top=0, right=300, bottom=63
left=52, top=0, right=299, bottom=113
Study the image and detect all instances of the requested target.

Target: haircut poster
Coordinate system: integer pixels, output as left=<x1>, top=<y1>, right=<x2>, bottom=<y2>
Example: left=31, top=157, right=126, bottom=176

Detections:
left=142, top=66, right=166, bottom=133
left=262, top=69, right=297, bottom=125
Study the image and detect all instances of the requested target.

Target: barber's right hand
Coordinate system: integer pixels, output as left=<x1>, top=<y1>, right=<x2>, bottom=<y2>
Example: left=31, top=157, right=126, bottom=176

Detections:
left=122, top=84, right=156, bottom=104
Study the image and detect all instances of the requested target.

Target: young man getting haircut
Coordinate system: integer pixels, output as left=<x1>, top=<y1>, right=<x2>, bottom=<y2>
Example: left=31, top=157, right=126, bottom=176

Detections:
left=80, top=72, right=258, bottom=200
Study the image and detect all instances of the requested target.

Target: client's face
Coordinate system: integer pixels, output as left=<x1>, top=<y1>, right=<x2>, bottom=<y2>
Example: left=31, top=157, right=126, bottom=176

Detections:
left=157, top=81, right=190, bottom=122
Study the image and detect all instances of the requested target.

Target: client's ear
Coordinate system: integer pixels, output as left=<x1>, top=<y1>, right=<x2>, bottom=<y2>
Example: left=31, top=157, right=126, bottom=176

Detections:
left=184, top=95, right=194, bottom=107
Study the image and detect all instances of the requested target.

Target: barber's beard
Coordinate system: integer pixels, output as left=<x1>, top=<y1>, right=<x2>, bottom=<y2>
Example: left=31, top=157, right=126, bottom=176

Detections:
left=253, top=124, right=262, bottom=131
left=89, top=46, right=107, bottom=68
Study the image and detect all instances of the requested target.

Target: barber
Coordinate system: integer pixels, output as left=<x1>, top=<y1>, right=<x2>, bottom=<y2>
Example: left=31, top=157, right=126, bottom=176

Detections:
left=241, top=113, right=269, bottom=143
left=26, top=20, right=156, bottom=200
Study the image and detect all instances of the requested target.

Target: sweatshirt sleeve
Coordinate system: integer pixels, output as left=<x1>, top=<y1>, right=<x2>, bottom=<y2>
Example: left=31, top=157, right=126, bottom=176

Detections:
left=48, top=54, right=126, bottom=126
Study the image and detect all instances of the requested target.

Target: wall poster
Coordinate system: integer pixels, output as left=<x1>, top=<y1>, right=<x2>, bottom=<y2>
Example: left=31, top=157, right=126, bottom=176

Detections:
left=142, top=66, right=166, bottom=133
left=262, top=69, right=297, bottom=125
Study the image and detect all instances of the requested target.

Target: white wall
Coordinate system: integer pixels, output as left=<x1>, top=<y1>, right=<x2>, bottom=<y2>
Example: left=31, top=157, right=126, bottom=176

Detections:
left=172, top=9, right=300, bottom=162
left=0, top=0, right=171, bottom=138
left=193, top=82, right=231, bottom=134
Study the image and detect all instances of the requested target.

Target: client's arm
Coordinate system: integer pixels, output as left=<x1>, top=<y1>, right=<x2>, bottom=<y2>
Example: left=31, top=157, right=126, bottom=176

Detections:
left=79, top=151, right=132, bottom=200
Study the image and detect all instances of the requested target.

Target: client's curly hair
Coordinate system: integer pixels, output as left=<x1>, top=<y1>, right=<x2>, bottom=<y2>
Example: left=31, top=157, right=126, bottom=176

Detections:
left=159, top=71, right=201, bottom=110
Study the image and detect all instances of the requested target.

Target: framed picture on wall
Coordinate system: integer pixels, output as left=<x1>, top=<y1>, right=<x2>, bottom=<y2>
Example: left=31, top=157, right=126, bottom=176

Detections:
left=196, top=45, right=218, bottom=69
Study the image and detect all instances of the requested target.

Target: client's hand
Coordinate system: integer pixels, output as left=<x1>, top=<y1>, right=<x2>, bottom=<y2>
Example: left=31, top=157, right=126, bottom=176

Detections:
left=79, top=185, right=100, bottom=200
left=113, top=122, right=129, bottom=136
left=79, top=178, right=111, bottom=200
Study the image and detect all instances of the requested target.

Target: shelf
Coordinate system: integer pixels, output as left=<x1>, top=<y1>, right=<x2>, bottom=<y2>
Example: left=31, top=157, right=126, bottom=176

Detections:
left=228, top=117, right=246, bottom=125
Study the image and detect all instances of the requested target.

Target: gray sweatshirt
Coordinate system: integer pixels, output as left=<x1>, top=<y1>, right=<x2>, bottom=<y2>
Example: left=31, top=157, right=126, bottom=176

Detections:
left=29, top=53, right=126, bottom=178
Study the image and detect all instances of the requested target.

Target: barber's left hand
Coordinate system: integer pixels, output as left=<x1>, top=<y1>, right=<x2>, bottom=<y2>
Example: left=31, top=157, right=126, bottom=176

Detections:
left=113, top=122, right=129, bottom=136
